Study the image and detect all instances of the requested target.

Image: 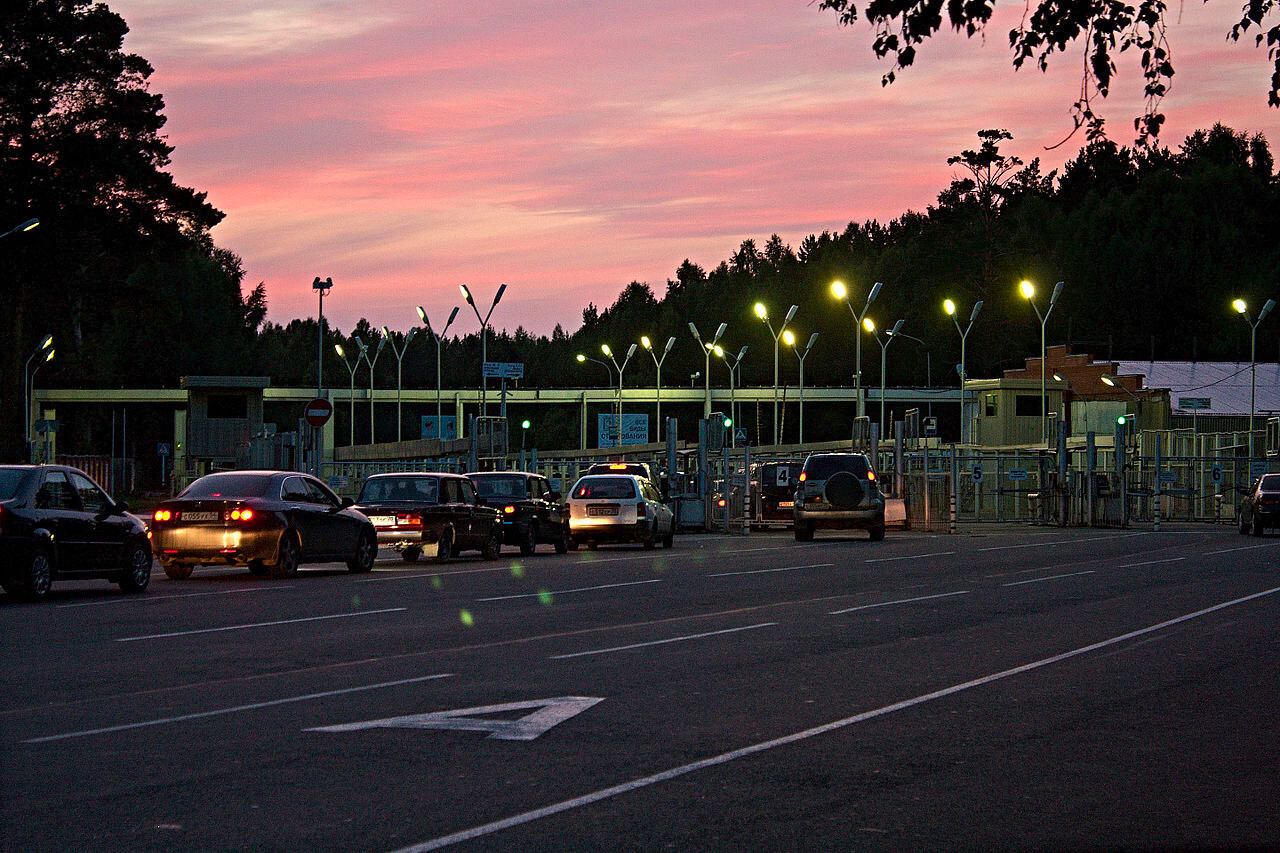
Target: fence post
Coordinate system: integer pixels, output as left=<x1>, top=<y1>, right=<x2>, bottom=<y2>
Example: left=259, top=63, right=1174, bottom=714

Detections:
left=949, top=445, right=958, bottom=535
left=1057, top=420, right=1068, bottom=526
left=1153, top=433, right=1162, bottom=532
left=894, top=421, right=905, bottom=500
left=1086, top=431, right=1096, bottom=527
left=742, top=445, right=751, bottom=535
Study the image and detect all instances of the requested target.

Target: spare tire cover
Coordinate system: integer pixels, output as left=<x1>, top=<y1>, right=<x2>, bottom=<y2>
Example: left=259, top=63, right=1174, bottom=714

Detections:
left=824, top=471, right=863, bottom=509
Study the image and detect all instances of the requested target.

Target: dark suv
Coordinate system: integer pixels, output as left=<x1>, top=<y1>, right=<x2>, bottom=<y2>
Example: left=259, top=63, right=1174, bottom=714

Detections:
left=1239, top=473, right=1280, bottom=536
left=792, top=453, right=886, bottom=542
left=467, top=471, right=570, bottom=555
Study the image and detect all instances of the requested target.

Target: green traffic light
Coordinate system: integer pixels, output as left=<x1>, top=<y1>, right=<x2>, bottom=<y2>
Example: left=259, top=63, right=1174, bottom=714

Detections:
left=723, top=418, right=732, bottom=428
left=1117, top=416, right=1127, bottom=425
left=521, top=419, right=530, bottom=429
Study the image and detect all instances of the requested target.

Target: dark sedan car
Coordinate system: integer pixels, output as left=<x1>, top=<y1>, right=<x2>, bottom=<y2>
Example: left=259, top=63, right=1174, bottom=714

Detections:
left=0, top=464, right=152, bottom=601
left=468, top=471, right=570, bottom=555
left=352, top=472, right=502, bottom=562
left=150, top=471, right=376, bottom=579
left=1239, top=473, right=1280, bottom=536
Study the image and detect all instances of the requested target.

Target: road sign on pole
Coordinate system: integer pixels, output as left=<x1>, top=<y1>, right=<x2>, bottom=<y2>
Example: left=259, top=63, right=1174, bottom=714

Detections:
left=304, top=398, right=333, bottom=428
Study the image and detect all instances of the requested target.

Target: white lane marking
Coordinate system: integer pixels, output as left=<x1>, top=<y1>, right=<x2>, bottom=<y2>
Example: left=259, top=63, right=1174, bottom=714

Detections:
left=22, top=673, right=453, bottom=744
left=309, top=696, right=604, bottom=741
left=829, top=590, right=969, bottom=615
left=114, top=608, right=407, bottom=642
left=57, top=586, right=296, bottom=608
left=865, top=551, right=956, bottom=563
left=1204, top=542, right=1280, bottom=555
left=722, top=543, right=823, bottom=554
left=477, top=579, right=662, bottom=602
left=707, top=563, right=833, bottom=578
left=1002, top=570, right=1096, bottom=587
left=392, top=584, right=1280, bottom=853
left=1118, top=556, right=1187, bottom=568
left=978, top=534, right=1144, bottom=552
left=549, top=622, right=777, bottom=660
left=358, top=565, right=516, bottom=583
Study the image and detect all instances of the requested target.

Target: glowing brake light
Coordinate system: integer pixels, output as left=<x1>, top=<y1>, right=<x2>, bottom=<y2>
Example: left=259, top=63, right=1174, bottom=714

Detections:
left=503, top=505, right=516, bottom=514
left=716, top=498, right=726, bottom=508
left=609, top=464, right=627, bottom=470
left=153, top=509, right=172, bottom=521
left=798, top=472, right=807, bottom=482
left=229, top=508, right=255, bottom=522
left=867, top=471, right=876, bottom=481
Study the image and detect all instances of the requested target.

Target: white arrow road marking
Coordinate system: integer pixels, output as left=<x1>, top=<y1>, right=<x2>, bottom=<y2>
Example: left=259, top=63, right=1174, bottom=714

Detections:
left=308, top=696, right=604, bottom=741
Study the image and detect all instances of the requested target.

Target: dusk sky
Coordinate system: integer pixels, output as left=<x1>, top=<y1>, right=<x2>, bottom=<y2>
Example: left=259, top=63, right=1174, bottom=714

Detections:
left=111, top=0, right=1276, bottom=336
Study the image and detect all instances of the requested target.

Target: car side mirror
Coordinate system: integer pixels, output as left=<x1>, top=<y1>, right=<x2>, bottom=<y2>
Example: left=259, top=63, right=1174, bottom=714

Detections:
left=550, top=491, right=561, bottom=503
left=341, top=497, right=354, bottom=508
left=114, top=500, right=131, bottom=514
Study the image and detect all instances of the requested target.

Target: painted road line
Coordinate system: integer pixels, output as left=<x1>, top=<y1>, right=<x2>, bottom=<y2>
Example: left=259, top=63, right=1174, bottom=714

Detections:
left=1002, top=570, right=1096, bottom=587
left=57, top=585, right=296, bottom=608
left=477, top=579, right=662, bottom=602
left=1204, top=542, right=1280, bottom=555
left=978, top=534, right=1144, bottom=552
left=830, top=590, right=969, bottom=615
left=392, top=584, right=1280, bottom=853
left=707, top=563, right=833, bottom=578
left=114, top=608, right=407, bottom=642
left=22, top=673, right=454, bottom=745
left=358, top=565, right=517, bottom=583
left=549, top=622, right=777, bottom=660
left=722, top=543, right=823, bottom=554
left=865, top=551, right=957, bottom=563
left=1118, top=556, right=1186, bottom=569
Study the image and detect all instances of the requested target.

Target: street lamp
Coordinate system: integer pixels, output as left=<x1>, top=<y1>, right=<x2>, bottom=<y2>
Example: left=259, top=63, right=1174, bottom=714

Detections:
left=521, top=419, right=531, bottom=453
left=783, top=330, right=819, bottom=444
left=687, top=322, right=727, bottom=418
left=713, top=344, right=748, bottom=445
left=417, top=305, right=461, bottom=440
left=1232, top=297, right=1276, bottom=441
left=354, top=333, right=388, bottom=443
left=944, top=297, right=983, bottom=444
left=381, top=325, right=418, bottom=443
left=1020, top=278, right=1065, bottom=444
left=755, top=301, right=798, bottom=446
left=23, top=334, right=53, bottom=461
left=831, top=280, right=883, bottom=419
left=641, top=335, right=677, bottom=442
left=459, top=283, right=506, bottom=417
left=600, top=342, right=638, bottom=433
left=887, top=328, right=932, bottom=418
left=1101, top=374, right=1143, bottom=447
left=864, top=317, right=904, bottom=437
left=576, top=353, right=616, bottom=447
left=334, top=343, right=362, bottom=446
left=312, top=277, right=333, bottom=397
left=0, top=217, right=38, bottom=239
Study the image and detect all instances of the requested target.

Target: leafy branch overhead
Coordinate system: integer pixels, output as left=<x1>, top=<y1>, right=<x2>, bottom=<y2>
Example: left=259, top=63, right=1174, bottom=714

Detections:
left=818, top=0, right=1280, bottom=144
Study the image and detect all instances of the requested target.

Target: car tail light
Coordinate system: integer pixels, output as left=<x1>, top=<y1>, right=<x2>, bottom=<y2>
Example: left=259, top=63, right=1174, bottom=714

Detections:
left=503, top=505, right=516, bottom=514
left=153, top=509, right=172, bottom=522
left=396, top=512, right=422, bottom=528
left=798, top=472, right=807, bottom=482
left=609, top=464, right=628, bottom=470
left=716, top=498, right=726, bottom=508
left=637, top=502, right=648, bottom=517
left=229, top=508, right=255, bottom=522
left=867, top=471, right=877, bottom=481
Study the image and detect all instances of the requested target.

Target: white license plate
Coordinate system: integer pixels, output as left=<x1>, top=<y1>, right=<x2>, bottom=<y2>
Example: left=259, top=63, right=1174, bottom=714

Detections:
left=587, top=506, right=619, bottom=517
left=778, top=501, right=794, bottom=508
left=368, top=515, right=396, bottom=526
left=181, top=511, right=219, bottom=522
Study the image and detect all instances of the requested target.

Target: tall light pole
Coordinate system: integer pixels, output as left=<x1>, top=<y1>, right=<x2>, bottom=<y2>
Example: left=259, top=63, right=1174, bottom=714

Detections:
left=831, top=280, right=883, bottom=420
left=334, top=343, right=361, bottom=446
left=1, top=217, right=39, bottom=239
left=354, top=334, right=387, bottom=444
left=601, top=343, right=638, bottom=437
left=23, top=334, right=53, bottom=461
left=1020, top=279, right=1065, bottom=445
left=943, top=298, right=983, bottom=444
left=783, top=330, right=819, bottom=444
left=641, top=335, right=676, bottom=442
left=714, top=344, right=747, bottom=445
left=381, top=325, right=418, bottom=443
left=1233, top=297, right=1276, bottom=442
left=312, top=277, right=333, bottom=396
left=576, top=353, right=615, bottom=447
left=417, top=305, right=460, bottom=439
left=687, top=322, right=727, bottom=418
left=460, top=283, right=506, bottom=417
left=754, top=302, right=798, bottom=446
left=864, top=317, right=904, bottom=437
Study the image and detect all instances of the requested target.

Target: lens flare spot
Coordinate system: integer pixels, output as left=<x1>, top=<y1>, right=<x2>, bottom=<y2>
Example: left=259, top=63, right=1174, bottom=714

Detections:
left=431, top=575, right=443, bottom=590
left=510, top=564, right=525, bottom=579
left=537, top=590, right=553, bottom=606
left=459, top=609, right=475, bottom=627
left=351, top=594, right=362, bottom=608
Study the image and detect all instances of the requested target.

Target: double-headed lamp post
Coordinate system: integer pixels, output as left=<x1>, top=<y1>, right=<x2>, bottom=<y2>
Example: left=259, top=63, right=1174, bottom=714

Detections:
left=460, top=283, right=506, bottom=417
left=417, top=305, right=460, bottom=439
left=1232, top=297, right=1276, bottom=441
left=943, top=298, right=983, bottom=444
left=783, top=330, right=819, bottom=444
left=641, top=335, right=676, bottom=441
left=354, top=334, right=388, bottom=443
left=24, top=336, right=54, bottom=461
left=576, top=353, right=615, bottom=447
left=863, top=317, right=903, bottom=437
left=831, top=280, right=883, bottom=419
left=1020, top=279, right=1065, bottom=445
left=713, top=344, right=747, bottom=445
left=600, top=343, right=638, bottom=431
left=688, top=322, right=727, bottom=418
left=381, top=325, right=418, bottom=442
left=754, top=302, right=798, bottom=446
left=334, top=343, right=362, bottom=446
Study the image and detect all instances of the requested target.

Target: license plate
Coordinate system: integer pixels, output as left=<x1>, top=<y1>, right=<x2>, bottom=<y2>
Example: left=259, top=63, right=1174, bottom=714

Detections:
left=181, top=511, right=219, bottom=522
left=778, top=501, right=794, bottom=508
left=368, top=515, right=396, bottom=526
left=587, top=505, right=618, bottom=517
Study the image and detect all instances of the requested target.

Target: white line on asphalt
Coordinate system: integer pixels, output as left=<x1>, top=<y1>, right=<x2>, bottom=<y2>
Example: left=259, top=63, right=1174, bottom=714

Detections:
left=1117, top=556, right=1186, bottom=568
left=1204, top=542, right=1280, bottom=555
left=391, top=584, right=1280, bottom=853
left=57, top=586, right=296, bottom=608
left=865, top=551, right=956, bottom=563
left=358, top=565, right=517, bottom=583
left=114, top=608, right=407, bottom=642
left=22, top=673, right=454, bottom=744
left=722, top=543, right=822, bottom=554
left=707, top=563, right=833, bottom=578
left=476, top=579, right=663, bottom=602
left=1002, top=570, right=1096, bottom=587
left=978, top=534, right=1144, bottom=552
left=829, top=590, right=969, bottom=615
left=549, top=622, right=777, bottom=659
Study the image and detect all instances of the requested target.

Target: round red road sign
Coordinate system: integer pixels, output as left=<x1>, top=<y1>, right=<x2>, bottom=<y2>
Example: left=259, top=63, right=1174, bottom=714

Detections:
left=304, top=397, right=333, bottom=427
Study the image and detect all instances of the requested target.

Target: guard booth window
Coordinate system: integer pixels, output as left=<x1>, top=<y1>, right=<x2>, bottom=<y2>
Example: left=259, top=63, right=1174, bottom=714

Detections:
left=984, top=394, right=998, bottom=417
left=1015, top=395, right=1041, bottom=417
left=207, top=394, right=248, bottom=419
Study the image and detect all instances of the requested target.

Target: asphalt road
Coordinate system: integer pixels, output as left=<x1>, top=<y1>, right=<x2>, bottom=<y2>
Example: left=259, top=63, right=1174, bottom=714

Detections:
left=3, top=524, right=1280, bottom=851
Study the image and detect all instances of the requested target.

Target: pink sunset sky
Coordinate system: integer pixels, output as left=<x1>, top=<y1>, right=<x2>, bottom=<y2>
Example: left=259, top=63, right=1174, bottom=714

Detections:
left=110, top=0, right=1276, bottom=337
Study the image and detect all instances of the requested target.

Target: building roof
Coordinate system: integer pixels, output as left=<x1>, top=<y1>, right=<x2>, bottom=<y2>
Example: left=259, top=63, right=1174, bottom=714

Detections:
left=1116, top=361, right=1280, bottom=416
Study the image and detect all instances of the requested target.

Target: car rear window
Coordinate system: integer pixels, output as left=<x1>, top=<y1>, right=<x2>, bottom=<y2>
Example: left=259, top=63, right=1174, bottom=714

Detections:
left=803, top=455, right=870, bottom=479
left=470, top=475, right=525, bottom=499
left=573, top=477, right=637, bottom=499
left=180, top=474, right=274, bottom=499
left=358, top=477, right=440, bottom=503
left=1260, top=474, right=1280, bottom=490
left=0, top=468, right=29, bottom=499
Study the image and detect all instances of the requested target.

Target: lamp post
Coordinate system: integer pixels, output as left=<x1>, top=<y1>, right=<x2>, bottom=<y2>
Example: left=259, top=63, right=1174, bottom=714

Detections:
left=886, top=328, right=932, bottom=417
left=600, top=343, right=638, bottom=433
left=831, top=280, right=883, bottom=419
left=334, top=343, right=362, bottom=446
left=754, top=302, right=798, bottom=446
left=381, top=325, right=418, bottom=442
left=1232, top=297, right=1276, bottom=441
left=690, top=371, right=700, bottom=387
left=354, top=334, right=387, bottom=443
left=943, top=298, right=983, bottom=444
left=312, top=277, right=333, bottom=396
left=23, top=334, right=53, bottom=461
left=713, top=344, right=747, bottom=445
left=864, top=317, right=904, bottom=436
left=576, top=353, right=615, bottom=447
left=1101, top=374, right=1143, bottom=449
left=0, top=217, right=38, bottom=240
left=687, top=322, right=727, bottom=418
left=1020, top=279, right=1065, bottom=444
left=459, top=283, right=506, bottom=417
left=416, top=305, right=460, bottom=440
left=641, top=335, right=676, bottom=442
left=783, top=330, right=819, bottom=444
left=1052, top=370, right=1083, bottom=435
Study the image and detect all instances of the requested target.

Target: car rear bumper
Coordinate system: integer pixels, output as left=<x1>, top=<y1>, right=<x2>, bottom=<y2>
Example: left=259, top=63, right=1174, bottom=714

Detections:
left=152, top=526, right=279, bottom=565
left=570, top=519, right=650, bottom=541
left=794, top=504, right=885, bottom=529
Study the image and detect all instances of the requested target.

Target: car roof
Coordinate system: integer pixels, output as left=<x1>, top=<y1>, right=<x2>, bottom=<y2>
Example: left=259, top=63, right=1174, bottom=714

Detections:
left=365, top=471, right=458, bottom=479
left=466, top=471, right=534, bottom=478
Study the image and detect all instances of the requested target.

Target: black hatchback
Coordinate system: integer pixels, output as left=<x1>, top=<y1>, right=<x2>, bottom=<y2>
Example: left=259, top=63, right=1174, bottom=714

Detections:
left=468, top=471, right=570, bottom=555
left=0, top=465, right=152, bottom=600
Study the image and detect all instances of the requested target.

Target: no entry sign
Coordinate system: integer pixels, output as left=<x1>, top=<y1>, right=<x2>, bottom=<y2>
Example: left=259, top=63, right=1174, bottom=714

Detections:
left=304, top=397, right=333, bottom=428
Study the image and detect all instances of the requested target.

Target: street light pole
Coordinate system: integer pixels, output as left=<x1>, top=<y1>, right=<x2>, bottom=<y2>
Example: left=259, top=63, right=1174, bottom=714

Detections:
left=831, top=281, right=883, bottom=420
left=783, top=330, right=819, bottom=444
left=1020, top=279, right=1065, bottom=445
left=381, top=325, right=418, bottom=443
left=22, top=334, right=53, bottom=461
left=865, top=317, right=904, bottom=437
left=641, top=335, right=676, bottom=442
left=754, top=302, right=798, bottom=446
left=943, top=298, right=983, bottom=444
left=575, top=354, right=615, bottom=447
left=1233, top=297, right=1276, bottom=441
left=312, top=277, right=333, bottom=397
left=460, top=283, right=506, bottom=418
left=334, top=343, right=361, bottom=446
left=0, top=217, right=39, bottom=239
left=354, top=334, right=387, bottom=444
left=715, top=344, right=747, bottom=445
left=601, top=343, right=638, bottom=435
left=687, top=322, right=727, bottom=418
left=417, top=305, right=461, bottom=439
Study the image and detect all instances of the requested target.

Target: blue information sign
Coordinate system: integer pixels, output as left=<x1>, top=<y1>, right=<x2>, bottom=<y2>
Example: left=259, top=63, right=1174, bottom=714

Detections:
left=597, top=414, right=649, bottom=447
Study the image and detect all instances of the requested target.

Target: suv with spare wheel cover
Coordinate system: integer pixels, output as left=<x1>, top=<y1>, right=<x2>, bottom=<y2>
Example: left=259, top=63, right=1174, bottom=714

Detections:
left=792, top=452, right=885, bottom=542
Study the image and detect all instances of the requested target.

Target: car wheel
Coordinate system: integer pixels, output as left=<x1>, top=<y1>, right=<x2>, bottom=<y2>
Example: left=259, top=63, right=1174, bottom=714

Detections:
left=519, top=523, right=537, bottom=556
left=568, top=537, right=580, bottom=551
left=163, top=563, right=194, bottom=580
left=402, top=546, right=422, bottom=563
left=868, top=521, right=886, bottom=542
left=642, top=523, right=657, bottom=550
left=482, top=524, right=502, bottom=560
left=554, top=525, right=570, bottom=554
left=586, top=540, right=598, bottom=550
left=1253, top=517, right=1265, bottom=537
left=1240, top=515, right=1251, bottom=534
left=118, top=542, right=152, bottom=593
left=19, top=545, right=54, bottom=601
left=346, top=528, right=377, bottom=573
left=794, top=523, right=814, bottom=542
left=662, top=527, right=674, bottom=549
left=435, top=527, right=455, bottom=563
left=248, top=559, right=269, bottom=576
left=269, top=533, right=300, bottom=578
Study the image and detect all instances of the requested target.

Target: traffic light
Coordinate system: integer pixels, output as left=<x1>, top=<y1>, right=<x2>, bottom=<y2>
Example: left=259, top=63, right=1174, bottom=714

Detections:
left=723, top=417, right=732, bottom=429
left=1116, top=415, right=1126, bottom=426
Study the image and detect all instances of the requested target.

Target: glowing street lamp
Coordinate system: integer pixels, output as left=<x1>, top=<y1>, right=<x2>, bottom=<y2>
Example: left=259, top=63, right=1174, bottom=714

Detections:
left=0, top=217, right=38, bottom=239
left=1020, top=279, right=1065, bottom=444
left=641, top=335, right=677, bottom=441
left=688, top=322, right=727, bottom=418
left=416, top=305, right=461, bottom=440
left=755, top=301, right=798, bottom=446
left=1232, top=297, right=1276, bottom=440
left=334, top=343, right=363, bottom=446
left=459, top=283, right=506, bottom=416
left=600, top=342, right=638, bottom=432
left=831, top=280, right=883, bottom=419
left=864, top=317, right=904, bottom=437
left=943, top=297, right=983, bottom=444
left=575, top=353, right=616, bottom=447
left=783, top=329, right=819, bottom=444
left=24, top=335, right=53, bottom=461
